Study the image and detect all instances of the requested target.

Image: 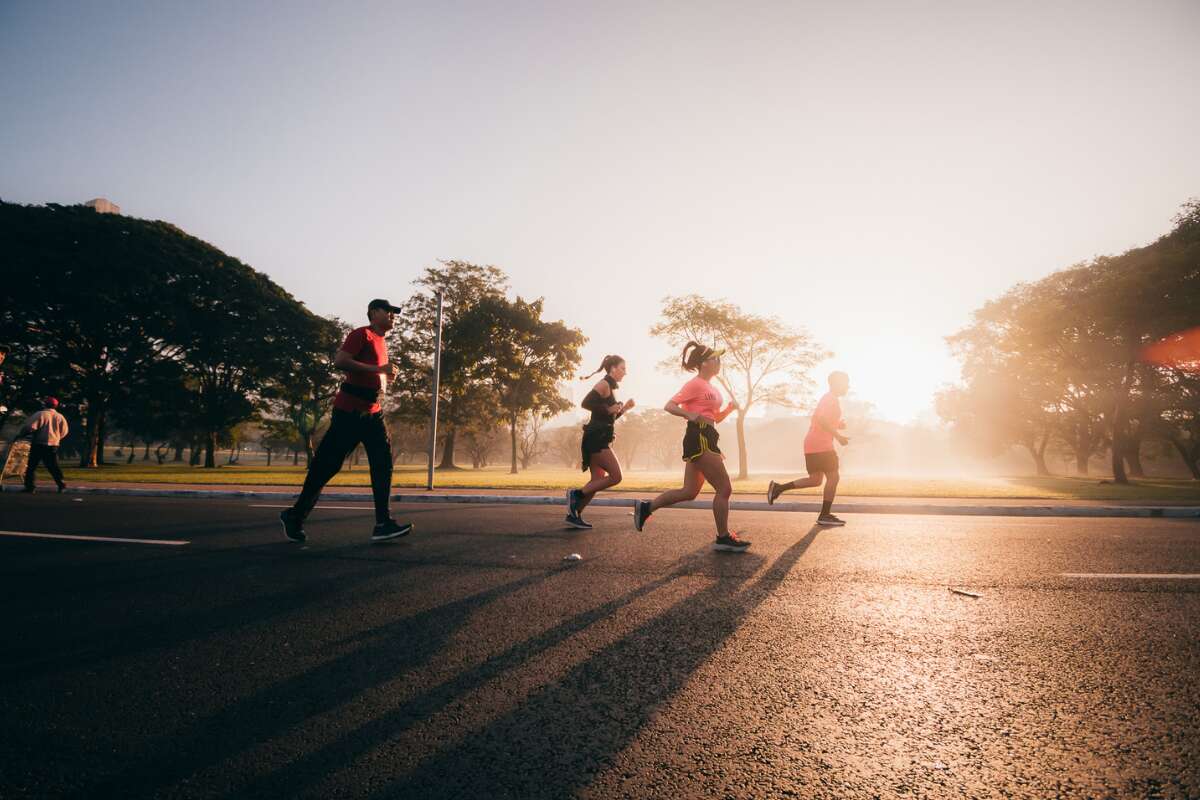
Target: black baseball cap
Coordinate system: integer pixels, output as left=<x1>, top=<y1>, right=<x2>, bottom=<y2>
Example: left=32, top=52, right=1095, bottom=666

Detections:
left=367, top=298, right=403, bottom=314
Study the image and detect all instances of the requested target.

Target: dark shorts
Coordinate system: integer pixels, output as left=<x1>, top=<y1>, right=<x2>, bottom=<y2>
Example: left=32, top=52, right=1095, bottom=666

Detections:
left=682, top=421, right=721, bottom=461
left=805, top=450, right=839, bottom=474
left=581, top=423, right=615, bottom=471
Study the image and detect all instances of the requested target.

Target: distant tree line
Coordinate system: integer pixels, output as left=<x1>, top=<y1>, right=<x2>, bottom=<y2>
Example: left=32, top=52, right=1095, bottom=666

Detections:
left=937, top=200, right=1200, bottom=482
left=0, top=203, right=585, bottom=471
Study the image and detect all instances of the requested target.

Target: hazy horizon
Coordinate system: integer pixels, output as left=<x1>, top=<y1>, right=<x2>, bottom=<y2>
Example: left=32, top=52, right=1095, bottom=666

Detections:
left=4, top=0, right=1198, bottom=423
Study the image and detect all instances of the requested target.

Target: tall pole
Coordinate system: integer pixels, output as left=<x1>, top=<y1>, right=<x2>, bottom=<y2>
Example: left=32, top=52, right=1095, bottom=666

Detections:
left=426, top=291, right=444, bottom=490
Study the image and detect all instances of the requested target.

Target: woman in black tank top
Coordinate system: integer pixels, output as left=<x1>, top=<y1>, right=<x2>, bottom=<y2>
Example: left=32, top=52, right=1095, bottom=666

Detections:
left=566, top=355, right=634, bottom=529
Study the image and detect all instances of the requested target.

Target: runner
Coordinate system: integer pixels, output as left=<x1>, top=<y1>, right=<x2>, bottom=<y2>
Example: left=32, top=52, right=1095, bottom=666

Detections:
left=566, top=355, right=635, bottom=529
left=278, top=299, right=413, bottom=543
left=767, top=370, right=850, bottom=526
left=632, top=342, right=749, bottom=552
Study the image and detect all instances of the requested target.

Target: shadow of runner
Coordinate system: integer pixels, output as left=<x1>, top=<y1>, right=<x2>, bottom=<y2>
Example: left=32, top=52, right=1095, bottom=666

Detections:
left=365, top=527, right=822, bottom=800
left=66, top=567, right=560, bottom=800
left=234, top=546, right=722, bottom=797
left=0, top=542, right=408, bottom=683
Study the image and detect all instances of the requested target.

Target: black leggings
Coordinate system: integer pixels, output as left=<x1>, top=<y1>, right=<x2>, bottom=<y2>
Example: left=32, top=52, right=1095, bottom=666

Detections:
left=25, top=444, right=65, bottom=489
left=293, top=409, right=393, bottom=523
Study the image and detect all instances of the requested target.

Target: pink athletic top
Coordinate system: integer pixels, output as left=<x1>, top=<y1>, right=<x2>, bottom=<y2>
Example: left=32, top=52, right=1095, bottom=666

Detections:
left=804, top=392, right=842, bottom=454
left=671, top=377, right=732, bottom=422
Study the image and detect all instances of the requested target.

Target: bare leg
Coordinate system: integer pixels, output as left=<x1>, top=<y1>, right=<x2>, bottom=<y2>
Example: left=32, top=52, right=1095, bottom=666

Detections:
left=578, top=449, right=622, bottom=513
left=693, top=452, right=732, bottom=536
left=649, top=459, right=704, bottom=512
left=779, top=472, right=823, bottom=493
left=823, top=468, right=840, bottom=505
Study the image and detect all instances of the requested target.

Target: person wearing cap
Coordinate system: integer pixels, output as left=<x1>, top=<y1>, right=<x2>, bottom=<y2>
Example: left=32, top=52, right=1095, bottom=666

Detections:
left=18, top=396, right=69, bottom=493
left=278, top=299, right=413, bottom=543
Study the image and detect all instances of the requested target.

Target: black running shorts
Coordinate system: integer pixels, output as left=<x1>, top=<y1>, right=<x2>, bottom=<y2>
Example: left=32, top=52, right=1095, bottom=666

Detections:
left=805, top=450, right=839, bottom=474
left=682, top=420, right=721, bottom=461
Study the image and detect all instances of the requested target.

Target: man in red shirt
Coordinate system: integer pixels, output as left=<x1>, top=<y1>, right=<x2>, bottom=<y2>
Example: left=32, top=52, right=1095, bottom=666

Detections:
left=280, top=299, right=412, bottom=543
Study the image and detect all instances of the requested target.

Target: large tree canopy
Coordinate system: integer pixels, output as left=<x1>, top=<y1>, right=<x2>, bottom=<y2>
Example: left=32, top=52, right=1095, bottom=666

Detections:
left=0, top=201, right=330, bottom=467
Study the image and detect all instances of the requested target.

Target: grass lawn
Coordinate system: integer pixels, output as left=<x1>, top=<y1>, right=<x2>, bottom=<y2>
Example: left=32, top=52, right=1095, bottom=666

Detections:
left=53, top=463, right=1200, bottom=502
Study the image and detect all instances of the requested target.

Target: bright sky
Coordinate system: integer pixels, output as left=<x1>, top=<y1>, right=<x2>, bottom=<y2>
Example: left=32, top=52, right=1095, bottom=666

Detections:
left=3, top=1, right=1198, bottom=422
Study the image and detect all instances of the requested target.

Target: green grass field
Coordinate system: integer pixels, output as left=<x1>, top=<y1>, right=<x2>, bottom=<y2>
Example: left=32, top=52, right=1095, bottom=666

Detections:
left=51, top=462, right=1200, bottom=502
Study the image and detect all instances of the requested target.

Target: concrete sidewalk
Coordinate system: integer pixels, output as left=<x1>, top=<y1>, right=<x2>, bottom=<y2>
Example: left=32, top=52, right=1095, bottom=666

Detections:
left=29, top=480, right=1200, bottom=519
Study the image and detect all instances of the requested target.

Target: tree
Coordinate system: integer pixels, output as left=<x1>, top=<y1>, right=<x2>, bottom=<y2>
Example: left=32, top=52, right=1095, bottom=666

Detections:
left=517, top=412, right=548, bottom=469
left=265, top=315, right=347, bottom=463
left=651, top=295, right=827, bottom=479
left=0, top=201, right=325, bottom=469
left=392, top=261, right=509, bottom=469
left=259, top=418, right=300, bottom=467
left=546, top=425, right=580, bottom=469
left=942, top=199, right=1200, bottom=482
left=459, top=296, right=585, bottom=473
left=462, top=421, right=504, bottom=468
left=0, top=202, right=186, bottom=466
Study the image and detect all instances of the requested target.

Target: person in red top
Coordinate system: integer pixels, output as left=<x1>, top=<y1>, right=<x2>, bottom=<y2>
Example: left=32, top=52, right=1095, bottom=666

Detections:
left=632, top=341, right=749, bottom=552
left=279, top=299, right=412, bottom=543
left=767, top=371, right=851, bottom=526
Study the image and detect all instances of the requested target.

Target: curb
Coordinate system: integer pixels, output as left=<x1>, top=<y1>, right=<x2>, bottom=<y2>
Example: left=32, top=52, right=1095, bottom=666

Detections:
left=45, top=486, right=1200, bottom=519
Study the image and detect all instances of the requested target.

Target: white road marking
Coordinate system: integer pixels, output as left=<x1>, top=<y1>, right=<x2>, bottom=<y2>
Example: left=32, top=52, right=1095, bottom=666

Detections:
left=1060, top=573, right=1200, bottom=579
left=0, top=530, right=189, bottom=546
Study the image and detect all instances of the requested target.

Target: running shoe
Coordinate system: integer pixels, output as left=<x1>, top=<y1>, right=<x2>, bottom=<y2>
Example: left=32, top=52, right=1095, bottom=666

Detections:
left=633, top=499, right=652, bottom=532
left=279, top=508, right=306, bottom=543
left=566, top=488, right=582, bottom=516
left=712, top=532, right=752, bottom=552
left=371, top=519, right=413, bottom=542
left=767, top=480, right=781, bottom=505
left=564, top=512, right=592, bottom=530
left=817, top=513, right=846, bottom=527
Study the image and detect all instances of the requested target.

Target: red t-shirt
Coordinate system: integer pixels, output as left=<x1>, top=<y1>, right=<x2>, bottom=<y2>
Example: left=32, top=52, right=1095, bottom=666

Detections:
left=804, top=392, right=843, bottom=454
left=332, top=326, right=388, bottom=414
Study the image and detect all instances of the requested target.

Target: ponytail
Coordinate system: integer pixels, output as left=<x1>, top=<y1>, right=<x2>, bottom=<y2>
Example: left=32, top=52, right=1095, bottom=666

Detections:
left=681, top=340, right=714, bottom=372
left=581, top=354, right=625, bottom=381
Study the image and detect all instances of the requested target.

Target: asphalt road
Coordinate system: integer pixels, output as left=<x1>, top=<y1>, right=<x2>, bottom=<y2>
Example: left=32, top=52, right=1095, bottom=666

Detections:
left=1, top=494, right=1197, bottom=799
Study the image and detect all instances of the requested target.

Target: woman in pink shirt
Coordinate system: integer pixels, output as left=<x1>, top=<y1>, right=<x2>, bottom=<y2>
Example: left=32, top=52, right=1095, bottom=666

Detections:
left=633, top=342, right=750, bottom=552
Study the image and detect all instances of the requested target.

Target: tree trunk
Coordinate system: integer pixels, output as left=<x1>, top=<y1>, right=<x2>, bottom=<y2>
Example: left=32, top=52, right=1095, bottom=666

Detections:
left=735, top=411, right=748, bottom=481
left=292, top=449, right=300, bottom=466
left=173, top=443, right=184, bottom=462
left=266, top=449, right=273, bottom=467
left=143, top=442, right=151, bottom=461
left=126, top=442, right=136, bottom=464
left=509, top=415, right=519, bottom=474
left=304, top=432, right=315, bottom=463
left=204, top=431, right=217, bottom=468
left=82, top=403, right=105, bottom=467
left=438, top=426, right=458, bottom=469
left=190, top=442, right=202, bottom=466
left=97, top=416, right=108, bottom=465
left=1024, top=441, right=1051, bottom=476
left=1075, top=452, right=1089, bottom=475
left=1169, top=436, right=1200, bottom=479
left=1110, top=359, right=1136, bottom=484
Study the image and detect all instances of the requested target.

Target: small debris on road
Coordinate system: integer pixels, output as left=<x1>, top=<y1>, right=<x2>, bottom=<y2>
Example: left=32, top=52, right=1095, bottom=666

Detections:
left=562, top=553, right=583, bottom=563
left=949, top=587, right=981, bottom=598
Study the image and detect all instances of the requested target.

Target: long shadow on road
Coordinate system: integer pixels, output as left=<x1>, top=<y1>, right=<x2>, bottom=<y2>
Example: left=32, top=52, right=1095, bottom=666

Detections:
left=234, top=544, right=728, bottom=797
left=363, top=526, right=822, bottom=800
left=67, top=565, right=560, bottom=799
